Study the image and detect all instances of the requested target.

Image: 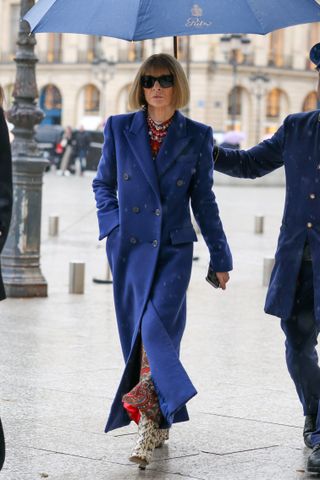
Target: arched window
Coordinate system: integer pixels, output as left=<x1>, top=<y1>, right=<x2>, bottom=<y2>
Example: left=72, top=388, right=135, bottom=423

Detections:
left=302, top=92, right=318, bottom=111
left=268, top=30, right=284, bottom=67
left=84, top=84, right=100, bottom=114
left=39, top=84, right=62, bottom=125
left=266, top=89, right=281, bottom=118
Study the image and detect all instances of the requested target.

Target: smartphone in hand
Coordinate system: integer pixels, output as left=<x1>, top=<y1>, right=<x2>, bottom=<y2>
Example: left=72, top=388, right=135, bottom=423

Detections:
left=206, top=265, right=220, bottom=288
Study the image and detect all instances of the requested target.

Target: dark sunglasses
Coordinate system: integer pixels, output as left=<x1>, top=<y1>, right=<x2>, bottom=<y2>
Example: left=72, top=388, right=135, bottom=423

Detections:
left=141, top=74, right=174, bottom=89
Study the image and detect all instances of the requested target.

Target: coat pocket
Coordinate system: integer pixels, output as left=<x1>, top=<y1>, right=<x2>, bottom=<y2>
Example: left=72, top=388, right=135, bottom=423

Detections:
left=170, top=226, right=198, bottom=245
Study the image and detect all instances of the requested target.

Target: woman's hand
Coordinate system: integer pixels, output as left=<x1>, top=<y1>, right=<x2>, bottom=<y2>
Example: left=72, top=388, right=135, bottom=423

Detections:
left=216, top=272, right=230, bottom=290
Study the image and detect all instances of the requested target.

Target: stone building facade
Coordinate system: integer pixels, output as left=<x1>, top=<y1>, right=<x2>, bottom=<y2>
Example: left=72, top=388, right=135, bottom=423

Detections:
left=0, top=0, right=319, bottom=154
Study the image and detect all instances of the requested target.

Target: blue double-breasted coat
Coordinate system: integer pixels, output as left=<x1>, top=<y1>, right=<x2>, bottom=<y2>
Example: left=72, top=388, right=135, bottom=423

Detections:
left=93, top=109, right=232, bottom=432
left=215, top=111, right=320, bottom=322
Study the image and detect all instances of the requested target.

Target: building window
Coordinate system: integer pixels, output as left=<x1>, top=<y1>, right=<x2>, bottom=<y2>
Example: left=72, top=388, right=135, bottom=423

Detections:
left=177, top=37, right=190, bottom=61
left=87, top=36, right=99, bottom=62
left=10, top=4, right=20, bottom=55
left=43, top=84, right=62, bottom=110
left=47, top=34, right=63, bottom=63
left=266, top=89, right=281, bottom=118
left=39, top=84, right=62, bottom=125
left=84, top=84, right=100, bottom=113
left=307, top=24, right=320, bottom=70
left=303, top=91, right=318, bottom=111
left=268, top=30, right=284, bottom=67
left=228, top=86, right=242, bottom=116
left=128, top=42, right=145, bottom=62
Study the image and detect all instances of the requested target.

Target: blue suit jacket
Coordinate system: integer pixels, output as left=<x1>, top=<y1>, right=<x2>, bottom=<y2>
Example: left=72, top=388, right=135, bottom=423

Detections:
left=215, top=110, right=320, bottom=321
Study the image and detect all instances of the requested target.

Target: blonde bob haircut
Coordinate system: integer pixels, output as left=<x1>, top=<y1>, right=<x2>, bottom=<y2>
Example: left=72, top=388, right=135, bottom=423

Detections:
left=129, top=53, right=190, bottom=111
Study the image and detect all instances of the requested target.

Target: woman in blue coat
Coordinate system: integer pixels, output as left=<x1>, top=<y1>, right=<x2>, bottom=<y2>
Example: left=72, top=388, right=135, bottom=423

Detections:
left=93, top=54, right=232, bottom=468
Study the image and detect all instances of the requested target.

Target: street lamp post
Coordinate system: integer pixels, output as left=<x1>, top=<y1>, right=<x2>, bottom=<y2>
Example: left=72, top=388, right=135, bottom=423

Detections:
left=92, top=38, right=115, bottom=122
left=2, top=0, right=48, bottom=297
left=250, top=73, right=270, bottom=143
left=220, top=34, right=251, bottom=129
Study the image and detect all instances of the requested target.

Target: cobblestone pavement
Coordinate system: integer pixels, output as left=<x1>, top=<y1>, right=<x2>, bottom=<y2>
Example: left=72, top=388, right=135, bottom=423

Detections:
left=0, top=171, right=314, bottom=479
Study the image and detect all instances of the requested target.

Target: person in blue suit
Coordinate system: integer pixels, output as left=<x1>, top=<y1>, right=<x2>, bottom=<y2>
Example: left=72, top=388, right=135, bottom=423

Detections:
left=0, top=86, right=13, bottom=471
left=214, top=42, right=320, bottom=474
left=93, top=53, right=232, bottom=468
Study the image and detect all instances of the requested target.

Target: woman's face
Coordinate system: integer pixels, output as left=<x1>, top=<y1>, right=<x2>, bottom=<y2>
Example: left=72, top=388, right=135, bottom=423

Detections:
left=142, top=68, right=174, bottom=111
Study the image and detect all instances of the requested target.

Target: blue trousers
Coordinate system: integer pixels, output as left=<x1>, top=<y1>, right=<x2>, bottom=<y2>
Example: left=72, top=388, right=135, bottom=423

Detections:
left=281, top=260, right=320, bottom=446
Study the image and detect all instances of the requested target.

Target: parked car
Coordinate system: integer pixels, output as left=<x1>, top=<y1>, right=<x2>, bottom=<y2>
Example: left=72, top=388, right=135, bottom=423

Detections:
left=34, top=124, right=64, bottom=167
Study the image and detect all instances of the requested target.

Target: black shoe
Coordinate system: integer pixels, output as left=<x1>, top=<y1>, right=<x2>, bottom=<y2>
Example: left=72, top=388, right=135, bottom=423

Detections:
left=307, top=444, right=320, bottom=473
left=304, top=414, right=317, bottom=449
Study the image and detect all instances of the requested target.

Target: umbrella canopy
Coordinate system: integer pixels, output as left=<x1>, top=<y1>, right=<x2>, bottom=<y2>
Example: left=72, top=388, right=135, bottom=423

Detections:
left=25, top=0, right=320, bottom=41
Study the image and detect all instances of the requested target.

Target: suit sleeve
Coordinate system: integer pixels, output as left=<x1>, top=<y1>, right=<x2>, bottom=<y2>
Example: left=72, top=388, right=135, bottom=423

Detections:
left=92, top=117, right=119, bottom=240
left=214, top=124, right=285, bottom=178
left=191, top=126, right=233, bottom=273
left=0, top=108, right=12, bottom=253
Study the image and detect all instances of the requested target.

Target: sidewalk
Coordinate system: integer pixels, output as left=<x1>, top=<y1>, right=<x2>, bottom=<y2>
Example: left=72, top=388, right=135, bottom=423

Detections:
left=0, top=172, right=311, bottom=480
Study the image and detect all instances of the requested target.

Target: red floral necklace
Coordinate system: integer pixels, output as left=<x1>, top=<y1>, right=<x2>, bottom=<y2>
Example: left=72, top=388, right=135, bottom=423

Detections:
left=147, top=113, right=173, bottom=159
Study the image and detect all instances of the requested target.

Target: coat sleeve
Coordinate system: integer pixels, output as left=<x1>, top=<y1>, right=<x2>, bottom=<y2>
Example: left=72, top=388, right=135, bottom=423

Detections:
left=92, top=117, right=119, bottom=240
left=0, top=108, right=12, bottom=254
left=190, top=126, right=233, bottom=273
left=214, top=123, right=285, bottom=178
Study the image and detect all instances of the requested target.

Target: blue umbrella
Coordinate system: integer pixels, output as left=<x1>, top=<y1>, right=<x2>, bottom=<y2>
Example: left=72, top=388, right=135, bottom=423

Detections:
left=25, top=0, right=320, bottom=40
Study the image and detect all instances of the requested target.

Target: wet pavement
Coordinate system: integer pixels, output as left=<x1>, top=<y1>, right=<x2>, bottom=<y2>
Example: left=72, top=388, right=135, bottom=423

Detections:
left=0, top=171, right=314, bottom=479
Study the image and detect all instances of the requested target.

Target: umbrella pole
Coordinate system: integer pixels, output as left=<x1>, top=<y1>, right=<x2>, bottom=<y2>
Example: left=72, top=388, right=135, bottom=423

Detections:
left=174, top=36, right=178, bottom=59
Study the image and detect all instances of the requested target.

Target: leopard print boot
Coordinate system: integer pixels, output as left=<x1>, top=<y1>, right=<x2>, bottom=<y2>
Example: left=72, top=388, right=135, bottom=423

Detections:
left=155, top=428, right=170, bottom=448
left=129, top=413, right=159, bottom=469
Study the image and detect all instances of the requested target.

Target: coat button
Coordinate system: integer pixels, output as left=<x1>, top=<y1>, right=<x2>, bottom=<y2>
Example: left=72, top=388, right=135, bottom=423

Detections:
left=132, top=206, right=140, bottom=213
left=152, top=240, right=158, bottom=248
left=130, top=237, right=137, bottom=244
left=176, top=179, right=184, bottom=187
left=317, top=164, right=320, bottom=170
left=307, top=222, right=313, bottom=228
left=0, top=231, right=2, bottom=237
left=310, top=193, right=316, bottom=199
left=154, top=209, right=161, bottom=216
left=123, top=172, right=129, bottom=181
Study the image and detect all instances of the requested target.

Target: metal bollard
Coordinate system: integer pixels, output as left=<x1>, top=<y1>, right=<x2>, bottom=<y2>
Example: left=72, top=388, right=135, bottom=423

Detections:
left=69, top=261, right=85, bottom=294
left=48, top=215, right=59, bottom=236
left=263, top=256, right=275, bottom=287
left=92, top=260, right=113, bottom=284
left=254, top=215, right=264, bottom=234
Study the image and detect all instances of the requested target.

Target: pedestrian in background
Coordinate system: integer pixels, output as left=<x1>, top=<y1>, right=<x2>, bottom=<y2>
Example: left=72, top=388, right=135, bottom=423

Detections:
left=0, top=86, right=13, bottom=471
left=75, top=126, right=90, bottom=175
left=214, top=42, right=320, bottom=474
left=93, top=53, right=232, bottom=468
left=59, top=125, right=75, bottom=175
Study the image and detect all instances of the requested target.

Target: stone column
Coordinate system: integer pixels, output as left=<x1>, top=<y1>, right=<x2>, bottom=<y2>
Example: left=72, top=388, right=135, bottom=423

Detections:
left=2, top=0, right=48, bottom=297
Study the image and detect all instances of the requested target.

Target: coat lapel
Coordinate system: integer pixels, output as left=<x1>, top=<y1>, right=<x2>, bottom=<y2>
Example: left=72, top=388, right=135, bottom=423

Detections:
left=155, top=111, right=191, bottom=178
left=124, top=110, right=160, bottom=200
